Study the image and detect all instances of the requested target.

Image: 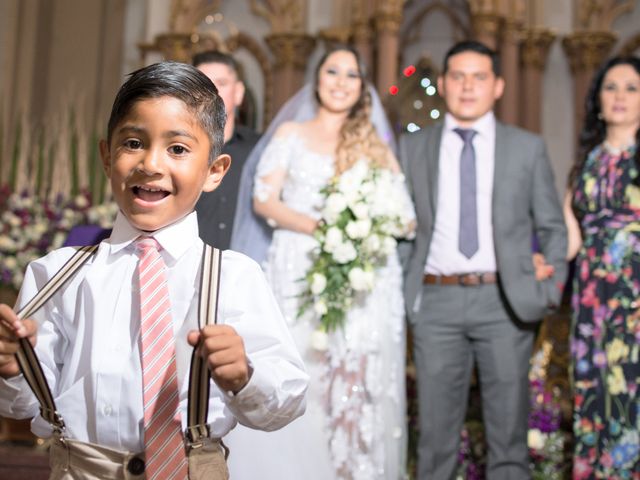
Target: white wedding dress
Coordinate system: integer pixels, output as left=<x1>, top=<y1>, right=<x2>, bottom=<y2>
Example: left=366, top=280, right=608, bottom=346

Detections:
left=225, top=132, right=412, bottom=480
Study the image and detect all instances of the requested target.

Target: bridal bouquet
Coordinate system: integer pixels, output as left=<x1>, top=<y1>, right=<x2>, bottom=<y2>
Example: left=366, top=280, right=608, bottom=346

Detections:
left=298, top=159, right=413, bottom=333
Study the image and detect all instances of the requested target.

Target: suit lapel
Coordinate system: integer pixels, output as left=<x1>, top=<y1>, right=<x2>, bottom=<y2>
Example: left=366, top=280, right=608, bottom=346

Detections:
left=492, top=121, right=508, bottom=215
left=427, top=124, right=443, bottom=216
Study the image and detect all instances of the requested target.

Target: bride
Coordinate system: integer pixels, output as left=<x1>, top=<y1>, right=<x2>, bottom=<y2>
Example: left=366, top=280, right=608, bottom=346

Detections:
left=227, top=44, right=414, bottom=479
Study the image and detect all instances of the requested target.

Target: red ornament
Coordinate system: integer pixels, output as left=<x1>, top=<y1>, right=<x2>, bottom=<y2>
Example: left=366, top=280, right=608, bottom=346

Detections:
left=389, top=85, right=399, bottom=95
left=403, top=65, right=416, bottom=77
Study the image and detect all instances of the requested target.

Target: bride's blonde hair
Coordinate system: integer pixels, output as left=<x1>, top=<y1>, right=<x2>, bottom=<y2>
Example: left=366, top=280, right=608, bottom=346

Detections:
left=314, top=45, right=393, bottom=175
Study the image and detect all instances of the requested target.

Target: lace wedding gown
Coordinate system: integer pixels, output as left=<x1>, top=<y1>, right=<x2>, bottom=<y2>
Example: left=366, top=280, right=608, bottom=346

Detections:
left=225, top=132, right=412, bottom=480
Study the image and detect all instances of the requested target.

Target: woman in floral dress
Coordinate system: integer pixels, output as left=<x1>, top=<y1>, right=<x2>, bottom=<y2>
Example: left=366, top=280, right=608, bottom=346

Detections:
left=565, top=56, right=640, bottom=479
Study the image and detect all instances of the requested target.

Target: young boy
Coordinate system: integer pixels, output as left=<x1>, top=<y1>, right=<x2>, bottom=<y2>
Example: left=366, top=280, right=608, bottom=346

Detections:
left=0, top=62, right=307, bottom=479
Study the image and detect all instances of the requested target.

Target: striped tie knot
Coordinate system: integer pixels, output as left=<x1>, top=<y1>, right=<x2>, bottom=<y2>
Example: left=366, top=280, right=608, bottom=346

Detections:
left=135, top=237, right=161, bottom=256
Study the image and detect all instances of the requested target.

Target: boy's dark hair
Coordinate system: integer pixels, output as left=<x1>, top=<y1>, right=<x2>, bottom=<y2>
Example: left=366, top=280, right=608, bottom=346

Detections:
left=107, top=61, right=226, bottom=164
left=442, top=40, right=501, bottom=76
left=192, top=50, right=245, bottom=81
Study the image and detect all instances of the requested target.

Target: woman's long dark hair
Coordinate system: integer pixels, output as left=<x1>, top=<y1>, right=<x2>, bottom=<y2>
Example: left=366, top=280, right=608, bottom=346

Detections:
left=570, top=55, right=640, bottom=189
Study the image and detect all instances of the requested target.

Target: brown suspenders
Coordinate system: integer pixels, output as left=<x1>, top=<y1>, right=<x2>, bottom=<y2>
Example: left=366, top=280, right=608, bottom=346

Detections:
left=13, top=243, right=222, bottom=449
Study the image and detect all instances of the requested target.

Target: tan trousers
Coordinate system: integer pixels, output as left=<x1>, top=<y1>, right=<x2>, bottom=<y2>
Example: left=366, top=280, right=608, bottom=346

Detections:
left=49, top=435, right=229, bottom=480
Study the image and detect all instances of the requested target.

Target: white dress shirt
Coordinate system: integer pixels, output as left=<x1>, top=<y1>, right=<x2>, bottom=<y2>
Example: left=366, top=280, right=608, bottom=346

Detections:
left=425, top=111, right=497, bottom=275
left=0, top=211, right=308, bottom=453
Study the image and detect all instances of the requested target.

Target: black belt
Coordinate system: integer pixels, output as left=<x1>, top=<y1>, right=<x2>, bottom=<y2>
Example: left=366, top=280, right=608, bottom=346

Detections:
left=423, top=272, right=498, bottom=286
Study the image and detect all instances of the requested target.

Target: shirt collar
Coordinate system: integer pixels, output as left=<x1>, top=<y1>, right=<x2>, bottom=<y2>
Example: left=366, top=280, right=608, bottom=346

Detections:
left=108, top=210, right=200, bottom=261
left=444, top=111, right=495, bottom=138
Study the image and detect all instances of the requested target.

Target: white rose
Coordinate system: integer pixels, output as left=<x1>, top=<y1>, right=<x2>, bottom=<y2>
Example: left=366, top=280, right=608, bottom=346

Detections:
left=7, top=213, right=21, bottom=228
left=332, top=241, right=357, bottom=264
left=345, top=219, right=371, bottom=240
left=348, top=267, right=375, bottom=292
left=310, top=329, right=329, bottom=351
left=381, top=236, right=397, bottom=255
left=527, top=428, right=546, bottom=450
left=313, top=299, right=328, bottom=316
left=323, top=193, right=348, bottom=223
left=323, top=227, right=343, bottom=253
left=362, top=235, right=382, bottom=254
left=310, top=273, right=327, bottom=295
left=351, top=202, right=369, bottom=220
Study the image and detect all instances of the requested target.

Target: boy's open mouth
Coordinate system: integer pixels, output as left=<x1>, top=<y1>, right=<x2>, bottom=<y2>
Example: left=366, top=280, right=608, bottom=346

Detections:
left=132, top=185, right=170, bottom=202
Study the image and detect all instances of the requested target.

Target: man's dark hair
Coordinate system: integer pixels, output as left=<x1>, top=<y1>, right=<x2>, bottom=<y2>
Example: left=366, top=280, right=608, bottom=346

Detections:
left=442, top=40, right=501, bottom=76
left=192, top=50, right=244, bottom=81
left=107, top=61, right=226, bottom=164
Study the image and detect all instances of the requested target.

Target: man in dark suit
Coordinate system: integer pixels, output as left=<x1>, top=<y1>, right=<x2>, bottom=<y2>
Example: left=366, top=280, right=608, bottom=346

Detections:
left=400, top=40, right=567, bottom=479
left=193, top=50, right=260, bottom=249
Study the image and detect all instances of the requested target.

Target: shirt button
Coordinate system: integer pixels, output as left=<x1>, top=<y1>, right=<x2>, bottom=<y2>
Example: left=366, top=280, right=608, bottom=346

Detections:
left=103, top=404, right=113, bottom=416
left=219, top=223, right=226, bottom=230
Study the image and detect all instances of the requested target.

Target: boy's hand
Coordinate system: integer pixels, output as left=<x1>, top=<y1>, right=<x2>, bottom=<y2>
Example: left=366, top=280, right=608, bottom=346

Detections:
left=0, top=304, right=37, bottom=379
left=532, top=253, right=555, bottom=281
left=187, top=325, right=250, bottom=394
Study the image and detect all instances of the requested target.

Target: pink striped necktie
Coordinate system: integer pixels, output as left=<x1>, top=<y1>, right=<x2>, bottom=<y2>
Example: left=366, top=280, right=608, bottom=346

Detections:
left=136, top=237, right=188, bottom=479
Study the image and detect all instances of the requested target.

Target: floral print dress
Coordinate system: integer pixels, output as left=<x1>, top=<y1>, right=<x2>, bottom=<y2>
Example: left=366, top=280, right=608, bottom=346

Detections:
left=572, top=143, right=640, bottom=480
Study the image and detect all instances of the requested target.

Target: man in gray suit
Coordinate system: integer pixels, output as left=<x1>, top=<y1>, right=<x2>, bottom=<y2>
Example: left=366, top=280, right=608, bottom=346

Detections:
left=400, top=40, right=567, bottom=479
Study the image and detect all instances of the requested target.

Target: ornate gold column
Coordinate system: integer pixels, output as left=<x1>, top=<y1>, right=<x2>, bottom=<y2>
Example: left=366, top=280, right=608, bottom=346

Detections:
left=562, top=31, right=617, bottom=141
left=498, top=19, right=522, bottom=125
left=519, top=28, right=555, bottom=133
left=471, top=13, right=503, bottom=50
left=265, top=33, right=316, bottom=112
left=373, top=1, right=403, bottom=97
left=350, top=0, right=373, bottom=72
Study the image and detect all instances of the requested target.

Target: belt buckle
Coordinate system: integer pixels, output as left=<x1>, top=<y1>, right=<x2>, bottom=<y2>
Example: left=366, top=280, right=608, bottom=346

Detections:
left=460, top=273, right=480, bottom=286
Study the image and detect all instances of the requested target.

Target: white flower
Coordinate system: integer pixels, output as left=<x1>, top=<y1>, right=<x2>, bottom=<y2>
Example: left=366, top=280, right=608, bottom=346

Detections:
left=348, top=267, right=375, bottom=292
left=323, top=227, right=343, bottom=253
left=3, top=256, right=17, bottom=270
left=381, top=236, right=397, bottom=255
left=6, top=213, right=21, bottom=228
left=323, top=193, right=348, bottom=224
left=74, top=195, right=89, bottom=208
left=527, top=428, right=546, bottom=450
left=313, top=299, right=328, bottom=316
left=332, top=241, right=357, bottom=264
left=310, top=329, right=329, bottom=351
left=0, top=235, right=16, bottom=251
left=345, top=219, right=371, bottom=239
left=362, top=234, right=382, bottom=254
left=351, top=202, right=369, bottom=220
left=310, top=273, right=327, bottom=295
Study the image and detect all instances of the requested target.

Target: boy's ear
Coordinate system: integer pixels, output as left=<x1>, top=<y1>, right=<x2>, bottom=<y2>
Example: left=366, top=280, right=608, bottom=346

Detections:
left=99, top=139, right=112, bottom=177
left=203, top=154, right=231, bottom=192
left=233, top=81, right=246, bottom=108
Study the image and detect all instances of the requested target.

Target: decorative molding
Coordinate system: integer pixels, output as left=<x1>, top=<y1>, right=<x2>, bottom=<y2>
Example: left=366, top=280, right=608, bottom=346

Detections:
left=318, top=26, right=352, bottom=45
left=501, top=18, right=523, bottom=44
left=520, top=28, right=556, bottom=71
left=562, top=30, right=617, bottom=73
left=576, top=0, right=634, bottom=31
left=169, top=0, right=223, bottom=32
left=619, top=33, right=640, bottom=56
left=265, top=32, right=316, bottom=70
left=249, top=0, right=306, bottom=33
left=471, top=12, right=503, bottom=40
left=374, top=11, right=403, bottom=34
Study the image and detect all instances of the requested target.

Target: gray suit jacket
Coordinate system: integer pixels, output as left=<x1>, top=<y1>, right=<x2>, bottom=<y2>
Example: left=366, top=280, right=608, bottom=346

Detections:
left=400, top=121, right=568, bottom=323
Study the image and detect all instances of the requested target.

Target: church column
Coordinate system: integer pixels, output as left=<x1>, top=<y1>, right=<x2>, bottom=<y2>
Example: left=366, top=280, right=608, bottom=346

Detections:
left=265, top=32, right=316, bottom=113
left=519, top=28, right=555, bottom=133
left=351, top=0, right=373, bottom=72
left=562, top=31, right=616, bottom=142
left=373, top=0, right=403, bottom=96
left=498, top=19, right=522, bottom=125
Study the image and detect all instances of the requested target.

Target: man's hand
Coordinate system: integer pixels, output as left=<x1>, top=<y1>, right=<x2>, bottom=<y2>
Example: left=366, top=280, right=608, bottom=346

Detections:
left=0, top=304, right=37, bottom=379
left=187, top=325, right=250, bottom=394
left=532, top=253, right=555, bottom=281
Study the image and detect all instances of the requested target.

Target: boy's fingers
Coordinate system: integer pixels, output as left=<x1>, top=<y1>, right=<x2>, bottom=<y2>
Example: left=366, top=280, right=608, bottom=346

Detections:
left=200, top=324, right=237, bottom=337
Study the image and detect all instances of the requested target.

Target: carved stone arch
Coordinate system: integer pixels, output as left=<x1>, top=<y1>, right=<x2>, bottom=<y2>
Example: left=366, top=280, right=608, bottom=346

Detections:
left=619, top=33, right=640, bottom=56
left=400, top=1, right=471, bottom=49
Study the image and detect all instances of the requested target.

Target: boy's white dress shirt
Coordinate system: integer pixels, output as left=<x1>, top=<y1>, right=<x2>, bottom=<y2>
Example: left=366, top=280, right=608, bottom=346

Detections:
left=0, top=211, right=308, bottom=453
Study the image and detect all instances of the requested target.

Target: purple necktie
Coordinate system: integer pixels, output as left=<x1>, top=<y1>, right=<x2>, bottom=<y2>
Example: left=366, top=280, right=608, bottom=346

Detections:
left=454, top=128, right=478, bottom=259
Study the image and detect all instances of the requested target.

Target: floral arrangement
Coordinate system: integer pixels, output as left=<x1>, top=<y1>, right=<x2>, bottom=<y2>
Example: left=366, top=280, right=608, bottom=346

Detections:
left=297, top=160, right=413, bottom=332
left=0, top=187, right=117, bottom=291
